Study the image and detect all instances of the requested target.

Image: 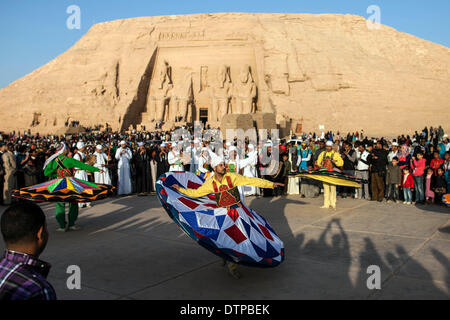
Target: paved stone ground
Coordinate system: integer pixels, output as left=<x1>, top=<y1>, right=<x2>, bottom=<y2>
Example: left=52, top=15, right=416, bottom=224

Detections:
left=1, top=195, right=449, bottom=300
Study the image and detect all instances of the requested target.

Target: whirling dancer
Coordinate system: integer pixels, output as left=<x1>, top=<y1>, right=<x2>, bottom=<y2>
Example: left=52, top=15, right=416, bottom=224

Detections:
left=292, top=141, right=365, bottom=210
left=43, top=143, right=101, bottom=231
left=171, top=152, right=284, bottom=279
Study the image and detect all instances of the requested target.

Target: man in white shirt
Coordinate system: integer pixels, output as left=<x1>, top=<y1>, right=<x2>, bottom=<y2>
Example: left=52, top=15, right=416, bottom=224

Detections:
left=388, top=142, right=399, bottom=163
left=355, top=143, right=371, bottom=200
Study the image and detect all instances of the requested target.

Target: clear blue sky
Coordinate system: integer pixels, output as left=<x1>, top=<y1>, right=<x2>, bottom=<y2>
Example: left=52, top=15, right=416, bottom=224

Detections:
left=0, top=0, right=449, bottom=88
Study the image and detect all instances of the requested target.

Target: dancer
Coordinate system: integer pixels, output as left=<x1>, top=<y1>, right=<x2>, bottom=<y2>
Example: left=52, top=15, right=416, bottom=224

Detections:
left=42, top=143, right=101, bottom=231
left=171, top=152, right=284, bottom=279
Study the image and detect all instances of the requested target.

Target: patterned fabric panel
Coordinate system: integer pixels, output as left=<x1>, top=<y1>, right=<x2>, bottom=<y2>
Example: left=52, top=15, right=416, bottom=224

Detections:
left=156, top=172, right=284, bottom=268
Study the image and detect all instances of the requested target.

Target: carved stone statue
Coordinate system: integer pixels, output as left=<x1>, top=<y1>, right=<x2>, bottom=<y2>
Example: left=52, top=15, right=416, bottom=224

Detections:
left=233, top=65, right=257, bottom=114
left=211, top=65, right=232, bottom=122
left=174, top=71, right=194, bottom=122
left=148, top=61, right=173, bottom=122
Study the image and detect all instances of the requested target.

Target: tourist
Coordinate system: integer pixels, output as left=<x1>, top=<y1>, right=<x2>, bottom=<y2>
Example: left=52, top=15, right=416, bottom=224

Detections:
left=281, top=153, right=291, bottom=195
left=429, top=151, right=443, bottom=176
left=433, top=167, right=447, bottom=205
left=401, top=167, right=414, bottom=205
left=355, top=143, right=371, bottom=200
left=297, top=142, right=311, bottom=171
left=340, top=141, right=356, bottom=199
left=410, top=152, right=426, bottom=204
left=388, top=142, right=399, bottom=163
left=22, top=150, right=39, bottom=187
left=313, top=140, right=326, bottom=166
left=444, top=152, right=450, bottom=192
left=385, top=157, right=402, bottom=203
left=369, top=141, right=388, bottom=202
left=2, top=143, right=17, bottom=206
left=0, top=201, right=56, bottom=300
left=424, top=167, right=435, bottom=204
left=0, top=142, right=5, bottom=204
left=115, top=141, right=133, bottom=195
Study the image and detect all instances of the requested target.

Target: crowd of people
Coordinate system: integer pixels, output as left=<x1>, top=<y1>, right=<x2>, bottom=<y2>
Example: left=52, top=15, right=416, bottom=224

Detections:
left=0, top=125, right=449, bottom=300
left=0, top=125, right=449, bottom=207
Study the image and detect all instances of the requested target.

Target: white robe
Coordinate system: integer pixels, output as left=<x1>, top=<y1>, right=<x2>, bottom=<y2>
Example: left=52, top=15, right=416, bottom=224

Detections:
left=115, top=147, right=132, bottom=195
left=93, top=152, right=111, bottom=185
left=227, top=157, right=246, bottom=201
left=168, top=151, right=184, bottom=172
left=73, top=152, right=88, bottom=181
left=240, top=151, right=260, bottom=196
left=198, top=155, right=210, bottom=173
left=187, top=146, right=199, bottom=173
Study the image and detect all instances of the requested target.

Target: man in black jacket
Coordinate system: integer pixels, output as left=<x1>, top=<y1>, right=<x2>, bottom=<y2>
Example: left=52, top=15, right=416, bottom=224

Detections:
left=370, top=141, right=388, bottom=202
left=341, top=141, right=356, bottom=198
left=133, top=142, right=151, bottom=195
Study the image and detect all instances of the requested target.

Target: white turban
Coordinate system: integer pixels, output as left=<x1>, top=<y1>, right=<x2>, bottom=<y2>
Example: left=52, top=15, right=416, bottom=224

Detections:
left=120, top=140, right=126, bottom=145
left=326, top=141, right=333, bottom=147
left=76, top=141, right=85, bottom=150
left=96, top=145, right=103, bottom=150
left=210, top=152, right=224, bottom=168
left=248, top=144, right=255, bottom=150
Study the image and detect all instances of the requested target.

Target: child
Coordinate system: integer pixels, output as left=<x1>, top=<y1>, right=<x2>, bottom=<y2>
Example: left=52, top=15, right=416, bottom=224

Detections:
left=401, top=167, right=414, bottom=205
left=410, top=152, right=426, bottom=204
left=424, top=168, right=435, bottom=204
left=386, top=157, right=402, bottom=203
left=430, top=151, right=444, bottom=175
left=433, top=167, right=447, bottom=205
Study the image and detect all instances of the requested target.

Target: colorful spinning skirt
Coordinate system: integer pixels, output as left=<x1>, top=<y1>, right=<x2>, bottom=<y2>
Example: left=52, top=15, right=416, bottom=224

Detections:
left=291, top=169, right=366, bottom=187
left=13, top=177, right=115, bottom=203
left=156, top=172, right=284, bottom=268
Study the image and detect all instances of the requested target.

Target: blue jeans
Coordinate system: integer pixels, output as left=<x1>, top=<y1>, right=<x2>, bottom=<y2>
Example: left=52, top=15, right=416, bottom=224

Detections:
left=413, top=175, right=424, bottom=202
left=403, top=188, right=412, bottom=202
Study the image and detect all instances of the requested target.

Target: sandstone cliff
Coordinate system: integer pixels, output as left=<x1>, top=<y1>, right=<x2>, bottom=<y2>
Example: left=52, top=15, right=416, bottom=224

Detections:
left=0, top=13, right=449, bottom=137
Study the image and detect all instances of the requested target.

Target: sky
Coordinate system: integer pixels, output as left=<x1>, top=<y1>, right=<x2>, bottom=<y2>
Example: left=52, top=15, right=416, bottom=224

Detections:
left=0, top=0, right=449, bottom=88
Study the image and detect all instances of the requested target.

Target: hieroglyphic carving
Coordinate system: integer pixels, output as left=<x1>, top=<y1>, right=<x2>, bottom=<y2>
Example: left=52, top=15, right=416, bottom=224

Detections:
left=158, top=30, right=205, bottom=41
